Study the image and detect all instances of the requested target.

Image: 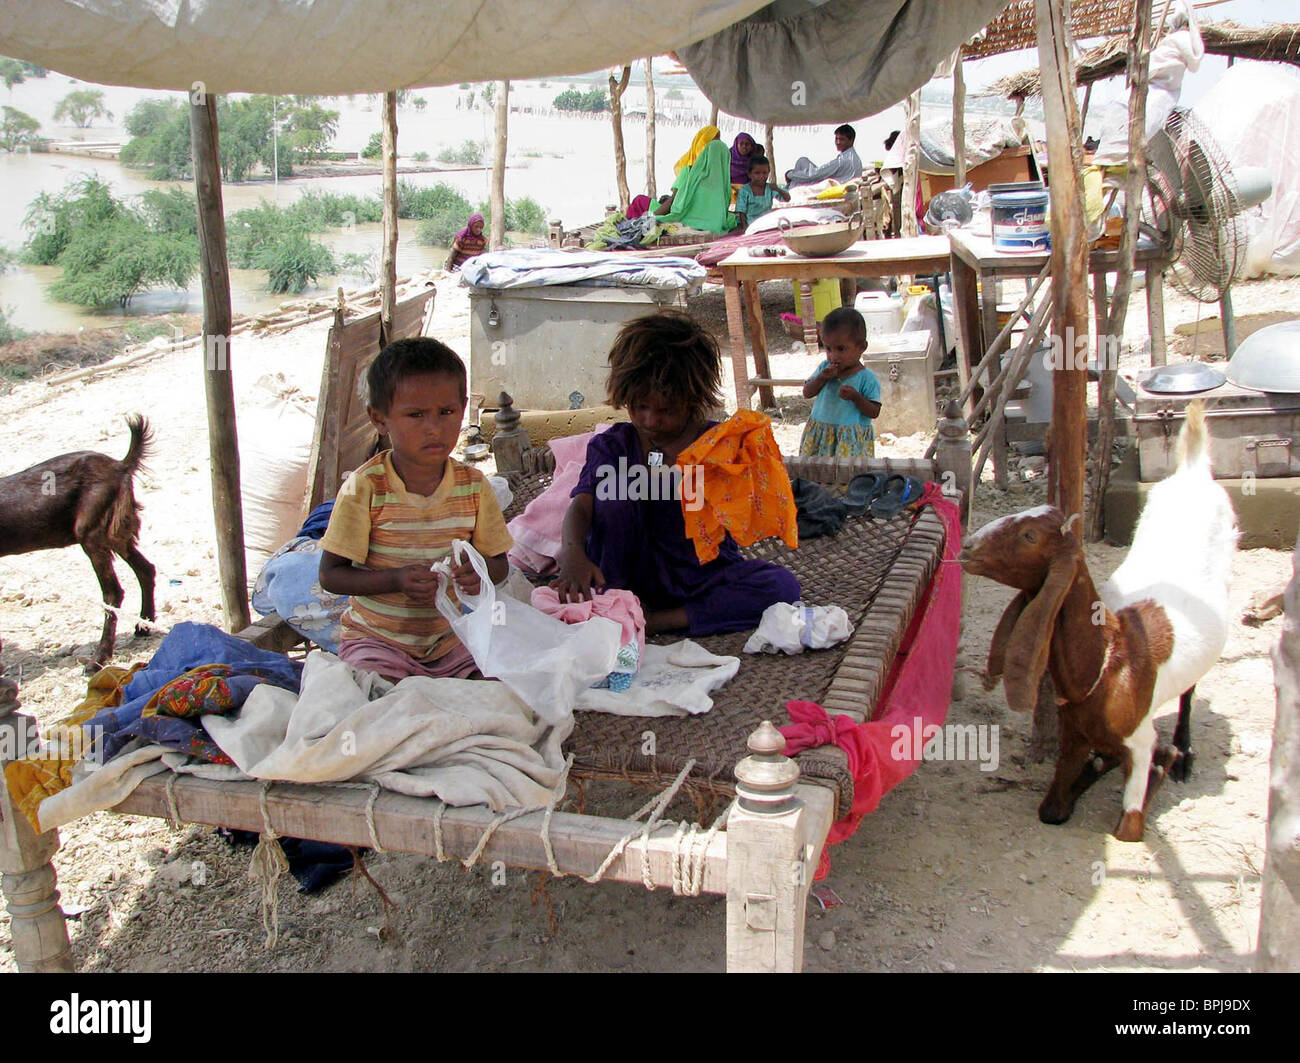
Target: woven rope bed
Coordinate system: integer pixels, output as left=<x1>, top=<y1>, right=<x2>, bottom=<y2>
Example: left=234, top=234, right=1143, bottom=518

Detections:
left=504, top=451, right=948, bottom=821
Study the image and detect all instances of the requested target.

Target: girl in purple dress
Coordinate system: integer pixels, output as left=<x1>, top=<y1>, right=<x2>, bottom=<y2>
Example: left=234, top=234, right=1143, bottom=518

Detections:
left=553, top=312, right=800, bottom=636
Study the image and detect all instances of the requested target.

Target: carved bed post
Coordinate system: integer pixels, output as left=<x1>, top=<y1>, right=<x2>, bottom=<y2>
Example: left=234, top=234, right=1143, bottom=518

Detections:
left=726, top=722, right=829, bottom=973
left=0, top=657, right=74, bottom=972
left=934, top=399, right=972, bottom=527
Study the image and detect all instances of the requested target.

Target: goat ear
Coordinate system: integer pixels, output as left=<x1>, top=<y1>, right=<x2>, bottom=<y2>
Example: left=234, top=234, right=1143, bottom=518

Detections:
left=985, top=592, right=1028, bottom=692
left=1002, top=552, right=1077, bottom=714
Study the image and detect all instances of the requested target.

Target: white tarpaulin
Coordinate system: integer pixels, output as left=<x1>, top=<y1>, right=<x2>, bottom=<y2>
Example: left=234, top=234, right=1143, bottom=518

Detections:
left=677, top=0, right=1012, bottom=124
left=1192, top=63, right=1300, bottom=279
left=0, top=0, right=772, bottom=93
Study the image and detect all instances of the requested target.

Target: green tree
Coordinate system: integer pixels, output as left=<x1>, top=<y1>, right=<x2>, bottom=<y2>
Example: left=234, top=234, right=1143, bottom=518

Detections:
left=54, top=89, right=113, bottom=128
left=0, top=106, right=40, bottom=152
left=24, top=176, right=199, bottom=309
left=552, top=88, right=583, bottom=111
left=254, top=231, right=334, bottom=293
left=120, top=98, right=192, bottom=180
left=0, top=58, right=25, bottom=93
left=436, top=139, right=484, bottom=166
left=361, top=131, right=382, bottom=159
left=283, top=99, right=339, bottom=160
left=412, top=96, right=428, bottom=113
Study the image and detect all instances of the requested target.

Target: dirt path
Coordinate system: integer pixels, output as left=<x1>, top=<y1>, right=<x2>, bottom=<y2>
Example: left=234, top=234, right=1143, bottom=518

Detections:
left=0, top=273, right=1293, bottom=972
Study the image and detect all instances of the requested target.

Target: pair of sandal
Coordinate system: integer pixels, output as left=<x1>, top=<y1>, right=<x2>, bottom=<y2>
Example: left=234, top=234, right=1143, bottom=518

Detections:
left=843, top=473, right=925, bottom=520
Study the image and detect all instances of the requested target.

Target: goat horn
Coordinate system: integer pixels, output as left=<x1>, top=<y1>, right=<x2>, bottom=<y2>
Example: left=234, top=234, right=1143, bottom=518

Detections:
left=1061, top=513, right=1081, bottom=536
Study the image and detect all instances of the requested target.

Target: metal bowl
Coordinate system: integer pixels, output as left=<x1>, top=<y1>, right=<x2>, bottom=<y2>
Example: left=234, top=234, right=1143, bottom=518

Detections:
left=1138, top=360, right=1226, bottom=394
left=1226, top=320, right=1300, bottom=393
left=778, top=211, right=864, bottom=257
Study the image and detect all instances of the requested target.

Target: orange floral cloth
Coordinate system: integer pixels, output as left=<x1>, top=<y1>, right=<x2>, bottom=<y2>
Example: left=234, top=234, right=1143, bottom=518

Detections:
left=676, top=410, right=798, bottom=563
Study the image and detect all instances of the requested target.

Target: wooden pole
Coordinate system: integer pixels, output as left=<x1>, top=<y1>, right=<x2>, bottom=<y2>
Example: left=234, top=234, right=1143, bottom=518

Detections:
left=1087, top=0, right=1153, bottom=541
left=953, top=56, right=967, bottom=188
left=380, top=90, right=398, bottom=343
left=608, top=66, right=632, bottom=213
left=764, top=123, right=775, bottom=180
left=1259, top=535, right=1300, bottom=971
left=710, top=102, right=720, bottom=128
left=189, top=93, right=249, bottom=633
left=900, top=89, right=922, bottom=238
left=490, top=79, right=509, bottom=250
left=1035, top=0, right=1089, bottom=524
left=644, top=60, right=657, bottom=201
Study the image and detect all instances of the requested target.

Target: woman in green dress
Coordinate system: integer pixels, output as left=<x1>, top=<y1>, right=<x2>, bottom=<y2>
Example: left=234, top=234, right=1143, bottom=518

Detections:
left=652, top=138, right=737, bottom=235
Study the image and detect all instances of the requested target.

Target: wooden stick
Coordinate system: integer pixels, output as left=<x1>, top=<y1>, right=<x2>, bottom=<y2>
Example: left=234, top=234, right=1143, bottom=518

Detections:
left=644, top=59, right=657, bottom=202
left=900, top=90, right=922, bottom=238
left=380, top=90, right=398, bottom=344
left=972, top=316, right=1050, bottom=482
left=969, top=290, right=1054, bottom=430
left=490, top=80, right=509, bottom=250
left=953, top=55, right=967, bottom=188
left=190, top=92, right=250, bottom=633
left=764, top=123, right=775, bottom=182
left=1035, top=0, right=1090, bottom=522
left=609, top=65, right=632, bottom=213
left=1088, top=0, right=1154, bottom=541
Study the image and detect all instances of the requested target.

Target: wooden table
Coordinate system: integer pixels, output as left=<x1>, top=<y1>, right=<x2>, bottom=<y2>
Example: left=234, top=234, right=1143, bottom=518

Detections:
left=947, top=229, right=1170, bottom=486
left=718, top=236, right=952, bottom=409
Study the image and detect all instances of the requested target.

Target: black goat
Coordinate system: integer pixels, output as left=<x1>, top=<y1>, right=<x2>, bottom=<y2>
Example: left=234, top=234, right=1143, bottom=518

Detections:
left=0, top=415, right=156, bottom=669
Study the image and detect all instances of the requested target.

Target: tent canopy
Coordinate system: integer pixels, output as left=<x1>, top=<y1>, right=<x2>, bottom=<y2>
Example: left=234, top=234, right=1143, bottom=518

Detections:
left=0, top=0, right=773, bottom=95
left=3, top=0, right=1015, bottom=125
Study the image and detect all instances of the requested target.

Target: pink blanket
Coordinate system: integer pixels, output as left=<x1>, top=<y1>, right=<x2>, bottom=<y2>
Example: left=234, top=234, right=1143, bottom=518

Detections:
left=780, top=482, right=962, bottom=877
left=507, top=426, right=610, bottom=576
left=530, top=586, right=646, bottom=654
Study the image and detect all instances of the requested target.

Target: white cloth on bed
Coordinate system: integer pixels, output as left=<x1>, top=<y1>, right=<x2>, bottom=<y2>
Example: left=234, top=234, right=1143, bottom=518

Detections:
left=574, top=640, right=738, bottom=718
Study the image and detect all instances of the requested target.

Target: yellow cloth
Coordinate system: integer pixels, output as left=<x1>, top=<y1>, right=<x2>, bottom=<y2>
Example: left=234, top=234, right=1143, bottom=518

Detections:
left=814, top=183, right=851, bottom=200
left=676, top=410, right=799, bottom=564
left=3, top=663, right=145, bottom=832
left=674, top=125, right=720, bottom=177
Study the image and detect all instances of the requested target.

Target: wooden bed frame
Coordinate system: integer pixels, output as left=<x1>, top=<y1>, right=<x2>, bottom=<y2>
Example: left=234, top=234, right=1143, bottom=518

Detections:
left=0, top=293, right=970, bottom=973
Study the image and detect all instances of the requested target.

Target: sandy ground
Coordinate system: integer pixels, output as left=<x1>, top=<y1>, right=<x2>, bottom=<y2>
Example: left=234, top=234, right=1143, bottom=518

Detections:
left=0, top=270, right=1296, bottom=973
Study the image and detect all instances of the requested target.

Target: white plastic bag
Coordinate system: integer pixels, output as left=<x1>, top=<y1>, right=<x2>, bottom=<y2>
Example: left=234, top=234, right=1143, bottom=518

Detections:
left=433, top=540, right=621, bottom=724
left=743, top=602, right=852, bottom=655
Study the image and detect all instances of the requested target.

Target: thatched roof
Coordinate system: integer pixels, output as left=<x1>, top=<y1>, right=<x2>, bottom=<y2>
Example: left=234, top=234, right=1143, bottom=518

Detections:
left=961, top=0, right=1135, bottom=60
left=989, top=19, right=1300, bottom=99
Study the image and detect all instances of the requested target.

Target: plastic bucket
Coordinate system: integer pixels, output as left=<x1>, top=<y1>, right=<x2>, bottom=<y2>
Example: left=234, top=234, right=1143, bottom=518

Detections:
left=853, top=290, right=906, bottom=338
left=992, top=189, right=1050, bottom=253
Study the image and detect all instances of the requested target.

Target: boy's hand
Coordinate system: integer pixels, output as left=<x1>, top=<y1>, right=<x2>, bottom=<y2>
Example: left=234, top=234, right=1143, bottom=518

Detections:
left=397, top=564, right=440, bottom=607
left=450, top=558, right=482, bottom=597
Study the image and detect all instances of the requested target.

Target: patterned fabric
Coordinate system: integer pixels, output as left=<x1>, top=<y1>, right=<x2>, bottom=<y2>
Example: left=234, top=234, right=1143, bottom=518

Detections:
left=252, top=536, right=347, bottom=652
left=322, top=452, right=513, bottom=663
left=799, top=420, right=877, bottom=459
left=676, top=410, right=799, bottom=564
left=3, top=663, right=147, bottom=831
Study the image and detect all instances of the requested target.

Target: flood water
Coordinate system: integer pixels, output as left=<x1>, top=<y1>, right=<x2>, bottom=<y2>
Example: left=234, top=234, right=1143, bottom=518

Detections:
left=0, top=70, right=994, bottom=334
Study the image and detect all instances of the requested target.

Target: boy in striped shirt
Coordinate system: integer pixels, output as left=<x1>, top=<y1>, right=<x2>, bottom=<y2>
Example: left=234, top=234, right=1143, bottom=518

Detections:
left=319, top=338, right=512, bottom=681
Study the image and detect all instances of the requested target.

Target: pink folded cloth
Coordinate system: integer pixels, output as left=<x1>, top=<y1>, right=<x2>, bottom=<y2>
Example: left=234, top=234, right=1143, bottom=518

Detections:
left=507, top=426, right=610, bottom=574
left=529, top=586, right=646, bottom=656
left=338, top=636, right=478, bottom=683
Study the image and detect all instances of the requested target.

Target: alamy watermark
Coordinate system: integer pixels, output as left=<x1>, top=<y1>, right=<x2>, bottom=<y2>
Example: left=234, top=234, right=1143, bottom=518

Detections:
left=889, top=716, right=999, bottom=772
left=594, top=457, right=703, bottom=511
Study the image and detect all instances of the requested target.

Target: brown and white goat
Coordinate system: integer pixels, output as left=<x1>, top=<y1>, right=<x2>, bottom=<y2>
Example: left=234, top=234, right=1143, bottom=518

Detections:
left=0, top=415, right=156, bottom=670
left=959, top=401, right=1236, bottom=841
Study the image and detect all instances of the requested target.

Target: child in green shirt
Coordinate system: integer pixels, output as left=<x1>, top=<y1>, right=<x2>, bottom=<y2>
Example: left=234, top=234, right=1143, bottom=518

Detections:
left=735, top=155, right=790, bottom=230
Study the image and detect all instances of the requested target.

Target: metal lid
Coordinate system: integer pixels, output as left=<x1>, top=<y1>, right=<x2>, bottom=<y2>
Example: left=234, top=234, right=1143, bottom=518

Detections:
left=1226, top=320, right=1300, bottom=393
left=1138, top=361, right=1226, bottom=394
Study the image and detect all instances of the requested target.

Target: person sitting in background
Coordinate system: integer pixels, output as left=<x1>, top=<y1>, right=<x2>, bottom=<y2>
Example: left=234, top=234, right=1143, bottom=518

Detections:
left=735, top=155, right=789, bottom=230
left=653, top=134, right=737, bottom=235
left=785, top=124, right=863, bottom=188
left=729, top=131, right=758, bottom=203
left=445, top=213, right=487, bottom=271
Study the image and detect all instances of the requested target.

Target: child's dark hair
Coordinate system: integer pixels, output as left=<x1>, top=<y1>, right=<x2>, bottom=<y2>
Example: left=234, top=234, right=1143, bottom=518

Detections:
left=747, top=154, right=771, bottom=175
left=606, top=311, right=723, bottom=417
left=366, top=338, right=467, bottom=413
left=834, top=123, right=856, bottom=143
left=821, top=306, right=867, bottom=345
